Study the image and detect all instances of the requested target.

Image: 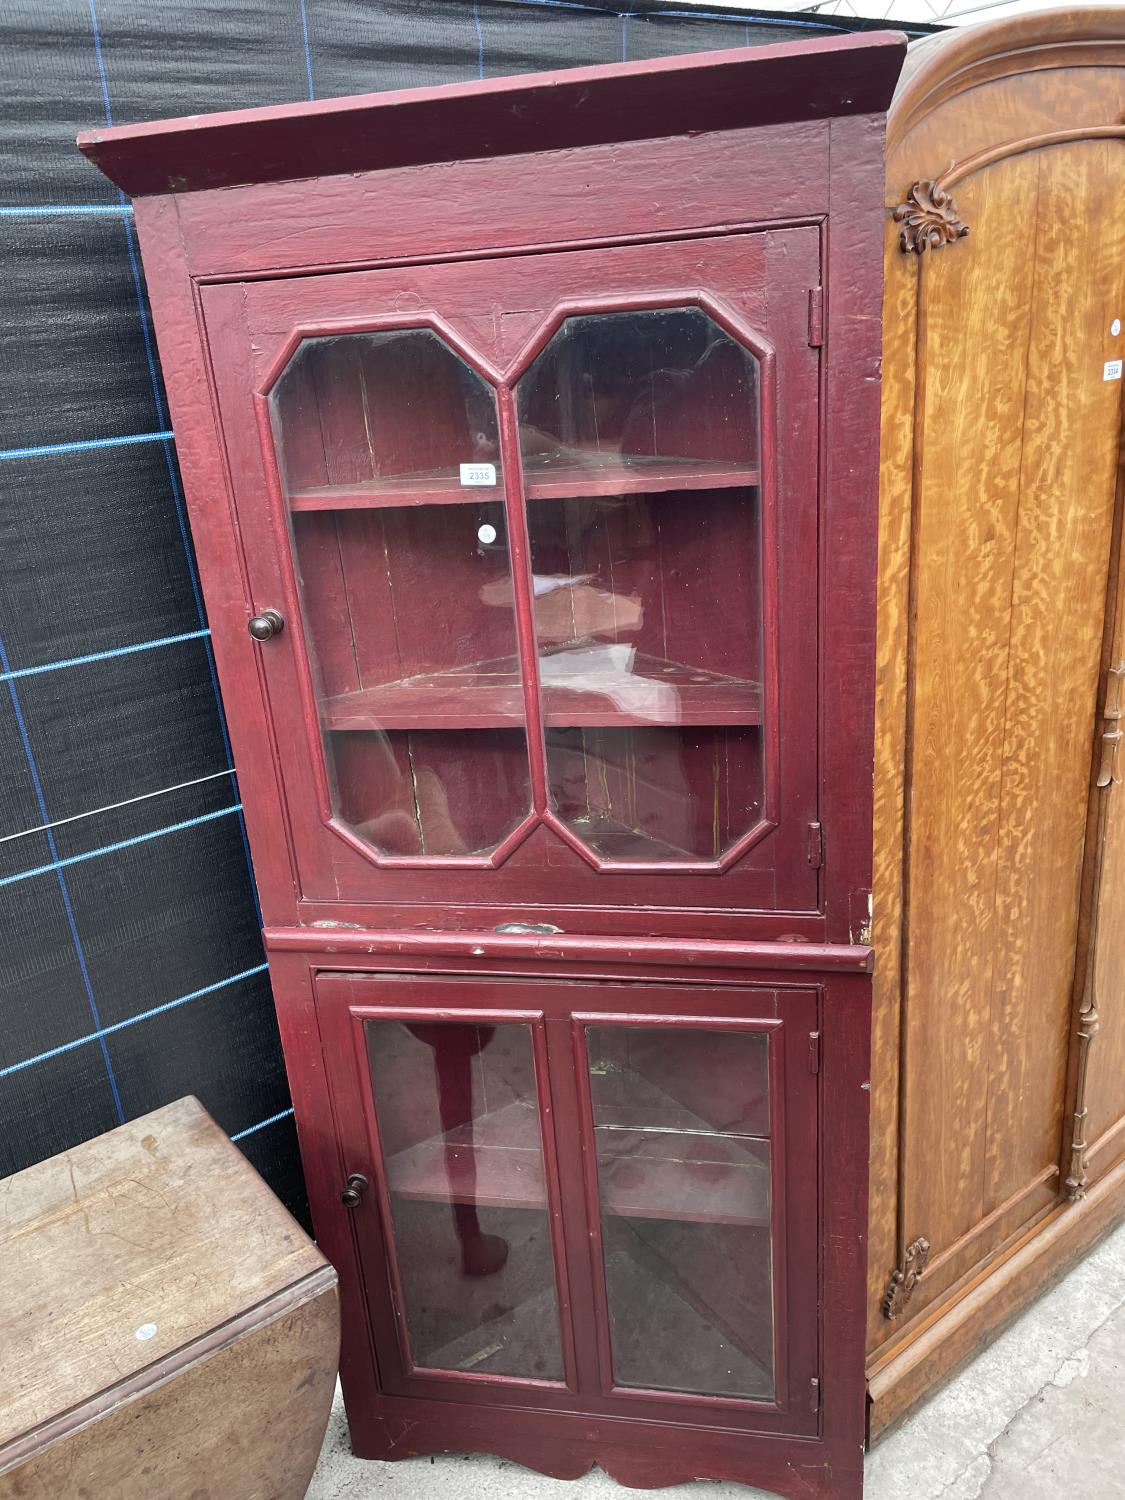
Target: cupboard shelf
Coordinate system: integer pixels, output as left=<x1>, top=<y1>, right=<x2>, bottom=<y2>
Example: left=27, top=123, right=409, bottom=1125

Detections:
left=563, top=813, right=701, bottom=863
left=288, top=471, right=502, bottom=511
left=287, top=453, right=760, bottom=511
left=383, top=1100, right=770, bottom=1228
left=524, top=452, right=761, bottom=500
left=595, top=1127, right=770, bottom=1227
left=322, top=652, right=762, bottom=732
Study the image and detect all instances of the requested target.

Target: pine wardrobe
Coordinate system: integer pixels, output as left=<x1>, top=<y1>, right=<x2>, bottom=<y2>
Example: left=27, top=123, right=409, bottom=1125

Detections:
left=869, top=7, right=1125, bottom=1435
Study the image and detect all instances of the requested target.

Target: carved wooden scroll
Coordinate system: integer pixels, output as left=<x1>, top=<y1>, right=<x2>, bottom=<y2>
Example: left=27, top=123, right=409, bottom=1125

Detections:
left=893, top=180, right=969, bottom=254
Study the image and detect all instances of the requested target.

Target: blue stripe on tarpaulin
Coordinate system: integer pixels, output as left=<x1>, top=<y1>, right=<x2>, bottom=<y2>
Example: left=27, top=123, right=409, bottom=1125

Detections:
left=0, top=803, right=244, bottom=890
left=148, top=431, right=260, bottom=921
left=231, top=1106, right=296, bottom=1142
left=0, top=963, right=271, bottom=1080
left=0, top=429, right=174, bottom=459
left=298, top=0, right=316, bottom=99
left=0, top=631, right=126, bottom=1122
left=86, top=0, right=261, bottom=924
left=472, top=2, right=486, bottom=79
left=635, top=5, right=845, bottom=24
left=0, top=628, right=211, bottom=683
left=0, top=204, right=134, bottom=216
left=84, top=0, right=115, bottom=126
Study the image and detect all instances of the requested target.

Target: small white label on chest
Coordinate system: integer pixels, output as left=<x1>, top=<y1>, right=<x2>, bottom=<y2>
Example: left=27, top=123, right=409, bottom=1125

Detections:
left=460, top=462, right=497, bottom=486
left=134, top=1323, right=158, bottom=1341
left=1104, top=360, right=1123, bottom=382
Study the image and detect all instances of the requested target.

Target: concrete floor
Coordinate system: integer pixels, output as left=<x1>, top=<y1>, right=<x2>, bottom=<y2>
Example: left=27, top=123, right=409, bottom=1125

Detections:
left=308, top=1218, right=1125, bottom=1500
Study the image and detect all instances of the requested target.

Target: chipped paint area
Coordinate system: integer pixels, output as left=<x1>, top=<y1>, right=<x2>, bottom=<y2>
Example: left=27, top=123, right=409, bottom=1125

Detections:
left=853, top=889, right=873, bottom=946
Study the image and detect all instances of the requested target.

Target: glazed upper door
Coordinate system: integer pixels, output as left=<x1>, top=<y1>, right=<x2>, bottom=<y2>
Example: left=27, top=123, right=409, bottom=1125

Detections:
left=315, top=973, right=820, bottom=1436
left=204, top=230, right=822, bottom=916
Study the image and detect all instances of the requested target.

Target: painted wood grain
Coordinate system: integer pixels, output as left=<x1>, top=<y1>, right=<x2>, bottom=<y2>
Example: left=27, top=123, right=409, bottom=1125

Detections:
left=168, top=122, right=832, bottom=283
left=78, top=33, right=903, bottom=197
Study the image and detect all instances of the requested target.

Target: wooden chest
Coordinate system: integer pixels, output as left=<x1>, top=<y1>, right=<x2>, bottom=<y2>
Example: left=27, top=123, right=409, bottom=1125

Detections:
left=0, top=1097, right=338, bottom=1500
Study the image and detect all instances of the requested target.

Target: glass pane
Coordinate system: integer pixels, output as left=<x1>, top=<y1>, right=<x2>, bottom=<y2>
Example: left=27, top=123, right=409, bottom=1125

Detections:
left=275, top=327, right=502, bottom=496
left=269, top=330, right=531, bottom=859
left=365, top=1019, right=564, bottom=1381
left=517, top=309, right=763, bottom=863
left=516, top=306, right=759, bottom=481
left=586, top=1025, right=774, bottom=1399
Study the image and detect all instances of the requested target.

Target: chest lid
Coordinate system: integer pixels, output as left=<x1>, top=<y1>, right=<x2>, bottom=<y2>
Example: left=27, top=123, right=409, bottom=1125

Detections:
left=0, top=1096, right=330, bottom=1453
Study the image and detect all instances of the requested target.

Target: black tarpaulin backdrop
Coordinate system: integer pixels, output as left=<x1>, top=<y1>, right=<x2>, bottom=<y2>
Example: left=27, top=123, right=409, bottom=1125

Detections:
left=0, top=0, right=934, bottom=1226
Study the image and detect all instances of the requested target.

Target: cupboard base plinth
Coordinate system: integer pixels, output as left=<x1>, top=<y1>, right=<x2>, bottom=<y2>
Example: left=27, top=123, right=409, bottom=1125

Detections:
left=347, top=1399, right=861, bottom=1499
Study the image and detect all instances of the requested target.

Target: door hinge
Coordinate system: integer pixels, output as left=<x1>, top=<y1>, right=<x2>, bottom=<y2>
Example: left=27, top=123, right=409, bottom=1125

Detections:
left=808, top=1030, right=821, bottom=1075
left=809, top=1376, right=821, bottom=1414
left=882, top=1235, right=931, bottom=1320
left=1097, top=664, right=1125, bottom=788
left=807, top=286, right=824, bottom=347
left=807, top=821, right=824, bottom=869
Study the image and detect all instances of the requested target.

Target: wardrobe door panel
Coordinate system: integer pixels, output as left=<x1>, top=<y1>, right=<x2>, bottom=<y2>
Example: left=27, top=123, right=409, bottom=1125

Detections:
left=897, top=157, right=1043, bottom=1287
left=892, top=141, right=1124, bottom=1324
left=984, top=140, right=1123, bottom=1207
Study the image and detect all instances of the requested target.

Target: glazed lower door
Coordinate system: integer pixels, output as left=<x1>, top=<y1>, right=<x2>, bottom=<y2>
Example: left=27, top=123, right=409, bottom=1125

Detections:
left=317, top=972, right=820, bottom=1435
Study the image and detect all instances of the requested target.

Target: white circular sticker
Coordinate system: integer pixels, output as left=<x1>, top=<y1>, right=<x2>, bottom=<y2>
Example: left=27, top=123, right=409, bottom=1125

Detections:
left=1112, top=318, right=1121, bottom=337
left=477, top=523, right=497, bottom=545
left=134, top=1323, right=158, bottom=1342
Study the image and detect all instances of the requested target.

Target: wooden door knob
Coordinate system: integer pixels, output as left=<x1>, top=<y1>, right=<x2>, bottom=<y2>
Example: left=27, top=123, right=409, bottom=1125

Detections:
left=340, top=1173, right=368, bottom=1208
left=247, top=609, right=284, bottom=641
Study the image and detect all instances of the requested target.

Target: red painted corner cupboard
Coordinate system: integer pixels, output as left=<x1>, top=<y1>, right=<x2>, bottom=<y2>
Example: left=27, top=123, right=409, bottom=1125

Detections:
left=79, top=33, right=904, bottom=1499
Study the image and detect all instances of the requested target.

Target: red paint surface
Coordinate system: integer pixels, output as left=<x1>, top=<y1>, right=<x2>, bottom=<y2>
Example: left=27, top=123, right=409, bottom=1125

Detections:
left=79, top=32, right=903, bottom=1498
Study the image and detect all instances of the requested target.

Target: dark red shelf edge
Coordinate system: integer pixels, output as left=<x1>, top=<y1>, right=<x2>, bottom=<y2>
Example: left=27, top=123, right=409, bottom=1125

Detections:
left=321, top=676, right=763, bottom=733
left=288, top=465, right=762, bottom=512
left=324, top=711, right=762, bottom=731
